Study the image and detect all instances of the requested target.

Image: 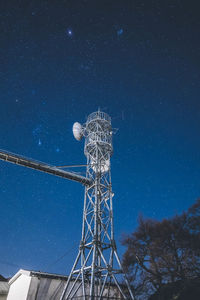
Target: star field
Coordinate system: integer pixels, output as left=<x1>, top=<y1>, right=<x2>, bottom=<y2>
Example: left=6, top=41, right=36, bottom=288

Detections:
left=0, top=0, right=200, bottom=278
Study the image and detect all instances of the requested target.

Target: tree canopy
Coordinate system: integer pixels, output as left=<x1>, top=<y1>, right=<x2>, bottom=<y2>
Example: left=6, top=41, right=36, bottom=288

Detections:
left=122, top=199, right=200, bottom=300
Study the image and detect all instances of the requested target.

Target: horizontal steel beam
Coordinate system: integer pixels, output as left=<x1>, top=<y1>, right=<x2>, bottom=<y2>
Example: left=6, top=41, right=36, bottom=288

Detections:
left=0, top=149, right=92, bottom=186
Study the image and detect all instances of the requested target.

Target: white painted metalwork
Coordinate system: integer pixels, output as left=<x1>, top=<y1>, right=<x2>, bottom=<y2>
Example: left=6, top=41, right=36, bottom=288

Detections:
left=0, top=110, right=135, bottom=299
left=60, top=111, right=134, bottom=300
left=72, top=122, right=83, bottom=141
left=0, top=149, right=91, bottom=186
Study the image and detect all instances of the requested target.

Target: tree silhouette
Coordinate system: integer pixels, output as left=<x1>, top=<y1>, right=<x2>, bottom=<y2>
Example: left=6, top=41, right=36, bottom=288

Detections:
left=122, top=199, right=200, bottom=299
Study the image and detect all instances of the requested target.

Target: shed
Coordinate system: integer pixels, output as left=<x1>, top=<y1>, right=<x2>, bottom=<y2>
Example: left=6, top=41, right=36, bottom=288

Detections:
left=7, top=269, right=67, bottom=300
left=7, top=269, right=124, bottom=299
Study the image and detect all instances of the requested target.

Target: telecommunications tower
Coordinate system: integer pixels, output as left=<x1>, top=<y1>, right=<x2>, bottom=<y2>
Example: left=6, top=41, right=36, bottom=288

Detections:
left=60, top=111, right=134, bottom=299
left=0, top=110, right=134, bottom=300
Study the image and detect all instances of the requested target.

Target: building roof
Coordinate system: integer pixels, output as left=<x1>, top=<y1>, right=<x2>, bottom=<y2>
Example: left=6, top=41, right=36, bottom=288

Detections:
left=8, top=269, right=68, bottom=285
left=8, top=269, right=68, bottom=300
left=30, top=270, right=68, bottom=281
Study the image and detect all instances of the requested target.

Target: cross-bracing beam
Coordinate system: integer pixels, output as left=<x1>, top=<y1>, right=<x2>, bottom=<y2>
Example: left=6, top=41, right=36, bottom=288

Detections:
left=0, top=149, right=92, bottom=186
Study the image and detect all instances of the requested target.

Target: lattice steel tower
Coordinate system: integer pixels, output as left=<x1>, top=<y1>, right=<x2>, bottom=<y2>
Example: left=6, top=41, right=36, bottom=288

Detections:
left=60, top=111, right=134, bottom=300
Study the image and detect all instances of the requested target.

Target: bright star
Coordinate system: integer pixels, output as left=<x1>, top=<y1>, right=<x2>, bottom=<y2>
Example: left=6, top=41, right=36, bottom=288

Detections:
left=66, top=28, right=73, bottom=37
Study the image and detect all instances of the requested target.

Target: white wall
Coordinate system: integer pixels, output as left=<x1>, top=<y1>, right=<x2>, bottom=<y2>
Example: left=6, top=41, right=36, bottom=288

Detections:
left=7, top=274, right=31, bottom=300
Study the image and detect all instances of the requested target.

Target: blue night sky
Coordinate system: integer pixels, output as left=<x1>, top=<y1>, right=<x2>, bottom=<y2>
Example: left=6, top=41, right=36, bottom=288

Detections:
left=0, top=1, right=200, bottom=278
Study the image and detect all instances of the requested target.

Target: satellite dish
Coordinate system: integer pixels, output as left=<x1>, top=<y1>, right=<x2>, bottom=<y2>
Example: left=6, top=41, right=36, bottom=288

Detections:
left=72, top=122, right=83, bottom=141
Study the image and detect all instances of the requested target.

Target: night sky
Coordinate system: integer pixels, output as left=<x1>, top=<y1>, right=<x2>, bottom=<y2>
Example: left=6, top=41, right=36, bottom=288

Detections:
left=0, top=1, right=200, bottom=278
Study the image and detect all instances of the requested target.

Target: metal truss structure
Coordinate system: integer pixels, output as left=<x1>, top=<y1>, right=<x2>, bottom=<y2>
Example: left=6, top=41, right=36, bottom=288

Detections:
left=60, top=111, right=134, bottom=300
left=0, top=110, right=134, bottom=299
left=0, top=149, right=91, bottom=185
